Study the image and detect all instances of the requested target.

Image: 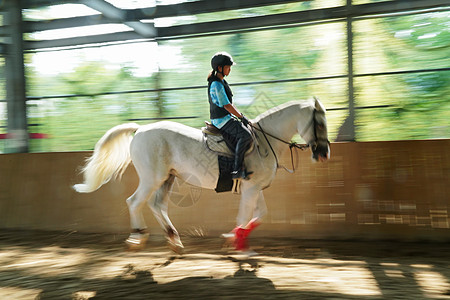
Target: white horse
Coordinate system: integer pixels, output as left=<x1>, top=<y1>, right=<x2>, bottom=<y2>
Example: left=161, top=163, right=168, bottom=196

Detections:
left=73, top=98, right=330, bottom=253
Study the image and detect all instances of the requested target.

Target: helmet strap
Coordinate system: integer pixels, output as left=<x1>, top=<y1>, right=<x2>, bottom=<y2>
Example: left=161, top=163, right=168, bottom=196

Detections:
left=216, top=65, right=225, bottom=77
left=214, top=67, right=223, bottom=76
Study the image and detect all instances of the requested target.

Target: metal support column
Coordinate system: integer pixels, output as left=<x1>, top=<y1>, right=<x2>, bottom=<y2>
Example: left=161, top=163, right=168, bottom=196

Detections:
left=335, top=0, right=356, bottom=142
left=4, top=0, right=28, bottom=153
left=345, top=0, right=356, bottom=141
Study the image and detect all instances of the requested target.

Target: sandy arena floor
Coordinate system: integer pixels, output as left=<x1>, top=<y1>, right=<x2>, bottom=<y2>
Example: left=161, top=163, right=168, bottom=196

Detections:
left=0, top=229, right=449, bottom=299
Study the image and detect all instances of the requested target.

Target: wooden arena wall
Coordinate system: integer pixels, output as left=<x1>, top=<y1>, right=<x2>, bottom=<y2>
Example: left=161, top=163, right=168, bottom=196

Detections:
left=0, top=140, right=449, bottom=241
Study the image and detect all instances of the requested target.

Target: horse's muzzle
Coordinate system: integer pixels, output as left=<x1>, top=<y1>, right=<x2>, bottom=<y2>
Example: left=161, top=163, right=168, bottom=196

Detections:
left=312, top=143, right=330, bottom=162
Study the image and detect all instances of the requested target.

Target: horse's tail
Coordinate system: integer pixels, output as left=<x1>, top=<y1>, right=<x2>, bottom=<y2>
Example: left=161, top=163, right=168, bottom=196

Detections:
left=73, top=123, right=140, bottom=193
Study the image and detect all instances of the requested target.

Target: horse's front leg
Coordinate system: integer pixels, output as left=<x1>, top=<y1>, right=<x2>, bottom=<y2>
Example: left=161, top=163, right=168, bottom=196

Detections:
left=148, top=176, right=184, bottom=254
left=226, top=186, right=267, bottom=252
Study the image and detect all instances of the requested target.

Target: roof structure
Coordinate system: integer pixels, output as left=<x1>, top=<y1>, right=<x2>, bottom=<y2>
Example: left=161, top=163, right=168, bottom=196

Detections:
left=11, top=0, right=450, bottom=50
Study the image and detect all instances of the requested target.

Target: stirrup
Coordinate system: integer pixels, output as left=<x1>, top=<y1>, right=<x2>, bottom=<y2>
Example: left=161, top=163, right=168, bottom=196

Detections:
left=232, top=170, right=253, bottom=180
left=232, top=178, right=242, bottom=194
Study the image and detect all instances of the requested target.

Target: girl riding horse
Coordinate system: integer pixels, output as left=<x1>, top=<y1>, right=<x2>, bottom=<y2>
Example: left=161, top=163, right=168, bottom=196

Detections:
left=207, top=52, right=253, bottom=181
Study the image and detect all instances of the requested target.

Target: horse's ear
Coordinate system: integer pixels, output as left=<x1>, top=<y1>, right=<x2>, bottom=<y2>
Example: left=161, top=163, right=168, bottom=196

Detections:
left=313, top=96, right=326, bottom=112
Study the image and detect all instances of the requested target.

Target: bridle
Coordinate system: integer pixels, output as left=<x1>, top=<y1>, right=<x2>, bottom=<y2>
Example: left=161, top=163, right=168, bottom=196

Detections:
left=251, top=108, right=329, bottom=173
left=300, top=109, right=330, bottom=153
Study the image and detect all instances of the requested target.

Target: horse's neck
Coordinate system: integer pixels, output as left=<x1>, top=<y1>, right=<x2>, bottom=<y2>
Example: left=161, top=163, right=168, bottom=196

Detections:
left=257, top=102, right=312, bottom=156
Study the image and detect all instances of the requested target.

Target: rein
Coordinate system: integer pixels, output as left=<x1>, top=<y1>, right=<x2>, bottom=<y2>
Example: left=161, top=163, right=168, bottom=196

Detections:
left=252, top=122, right=309, bottom=173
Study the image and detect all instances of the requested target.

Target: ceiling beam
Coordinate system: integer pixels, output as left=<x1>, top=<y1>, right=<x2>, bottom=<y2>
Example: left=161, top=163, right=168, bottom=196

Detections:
left=24, top=15, right=114, bottom=33
left=80, top=0, right=156, bottom=38
left=21, top=0, right=77, bottom=8
left=137, top=0, right=308, bottom=19
left=25, top=31, right=144, bottom=49
left=21, top=0, right=305, bottom=11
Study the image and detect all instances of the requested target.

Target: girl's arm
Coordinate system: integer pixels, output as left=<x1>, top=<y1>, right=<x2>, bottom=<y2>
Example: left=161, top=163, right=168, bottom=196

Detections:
left=224, top=104, right=250, bottom=126
left=224, top=103, right=243, bottom=118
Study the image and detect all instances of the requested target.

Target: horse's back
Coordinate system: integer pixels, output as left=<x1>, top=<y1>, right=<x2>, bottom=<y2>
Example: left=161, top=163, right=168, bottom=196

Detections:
left=133, top=121, right=201, bottom=146
left=131, top=121, right=203, bottom=156
left=137, top=121, right=201, bottom=138
left=131, top=121, right=219, bottom=188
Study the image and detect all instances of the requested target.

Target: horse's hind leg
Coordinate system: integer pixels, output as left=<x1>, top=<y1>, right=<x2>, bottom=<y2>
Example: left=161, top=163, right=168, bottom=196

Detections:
left=125, top=181, right=155, bottom=250
left=148, top=175, right=184, bottom=254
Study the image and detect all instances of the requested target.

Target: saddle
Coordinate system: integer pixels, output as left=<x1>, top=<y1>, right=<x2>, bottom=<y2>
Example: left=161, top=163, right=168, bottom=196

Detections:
left=202, top=121, right=254, bottom=157
left=202, top=121, right=255, bottom=194
left=203, top=121, right=222, bottom=136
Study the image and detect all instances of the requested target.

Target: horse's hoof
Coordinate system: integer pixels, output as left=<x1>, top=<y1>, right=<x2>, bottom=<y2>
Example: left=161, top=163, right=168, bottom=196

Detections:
left=125, top=237, right=146, bottom=251
left=221, top=233, right=235, bottom=249
left=168, top=241, right=184, bottom=254
left=221, top=233, right=235, bottom=239
left=240, top=250, right=259, bottom=257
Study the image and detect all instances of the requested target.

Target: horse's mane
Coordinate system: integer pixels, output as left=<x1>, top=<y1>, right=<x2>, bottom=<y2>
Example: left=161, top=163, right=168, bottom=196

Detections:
left=252, top=100, right=311, bottom=123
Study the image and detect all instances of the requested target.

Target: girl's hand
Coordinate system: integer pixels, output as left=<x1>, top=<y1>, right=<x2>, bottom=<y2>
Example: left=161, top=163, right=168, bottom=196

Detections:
left=240, top=115, right=250, bottom=126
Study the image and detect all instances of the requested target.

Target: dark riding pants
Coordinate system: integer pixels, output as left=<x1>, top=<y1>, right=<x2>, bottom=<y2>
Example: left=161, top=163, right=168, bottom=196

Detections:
left=220, top=118, right=253, bottom=172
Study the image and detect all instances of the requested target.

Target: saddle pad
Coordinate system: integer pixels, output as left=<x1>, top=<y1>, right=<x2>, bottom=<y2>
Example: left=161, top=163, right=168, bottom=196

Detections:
left=202, top=129, right=256, bottom=193
left=203, top=130, right=234, bottom=157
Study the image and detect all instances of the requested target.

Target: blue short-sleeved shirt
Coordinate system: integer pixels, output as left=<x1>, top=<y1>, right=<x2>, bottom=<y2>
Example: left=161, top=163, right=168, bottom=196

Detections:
left=210, top=80, right=232, bottom=129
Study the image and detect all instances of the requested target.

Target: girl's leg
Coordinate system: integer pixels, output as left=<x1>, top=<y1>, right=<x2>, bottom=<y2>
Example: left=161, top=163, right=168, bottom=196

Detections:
left=220, top=119, right=253, bottom=179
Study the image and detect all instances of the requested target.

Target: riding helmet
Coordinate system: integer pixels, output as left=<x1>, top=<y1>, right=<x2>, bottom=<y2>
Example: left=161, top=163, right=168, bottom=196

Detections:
left=211, top=52, right=235, bottom=71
